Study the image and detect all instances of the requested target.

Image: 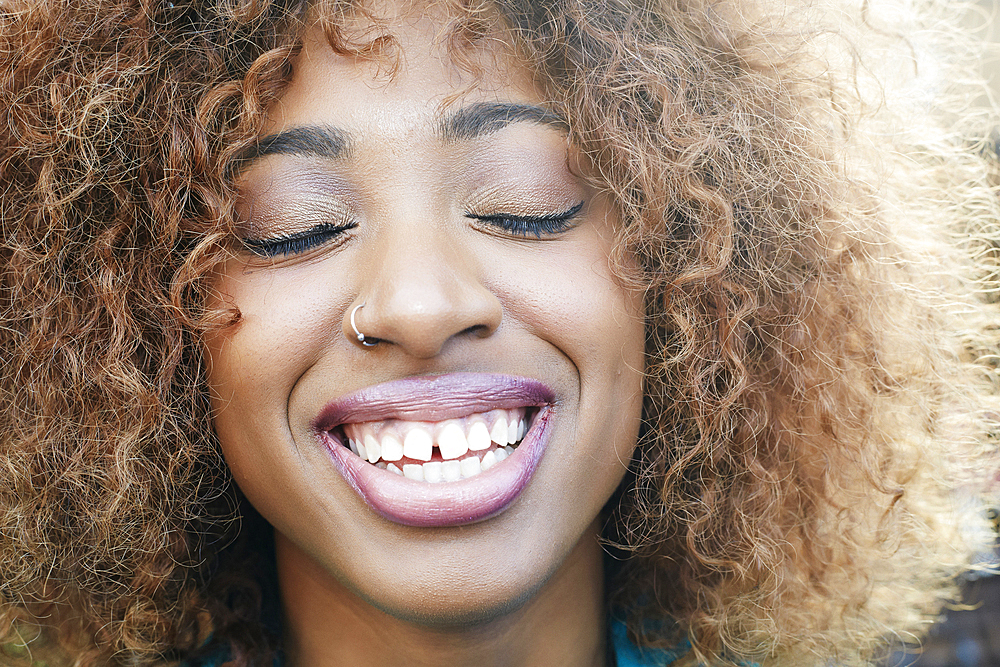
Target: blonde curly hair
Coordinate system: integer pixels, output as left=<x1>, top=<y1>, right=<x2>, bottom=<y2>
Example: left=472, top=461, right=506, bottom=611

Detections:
left=0, top=0, right=997, bottom=665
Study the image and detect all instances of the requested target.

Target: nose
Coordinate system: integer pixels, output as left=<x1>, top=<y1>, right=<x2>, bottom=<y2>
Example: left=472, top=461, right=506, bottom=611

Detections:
left=344, top=225, right=503, bottom=359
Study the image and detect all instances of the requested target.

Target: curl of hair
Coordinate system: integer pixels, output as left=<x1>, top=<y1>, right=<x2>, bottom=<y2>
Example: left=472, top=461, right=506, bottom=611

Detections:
left=0, top=0, right=997, bottom=665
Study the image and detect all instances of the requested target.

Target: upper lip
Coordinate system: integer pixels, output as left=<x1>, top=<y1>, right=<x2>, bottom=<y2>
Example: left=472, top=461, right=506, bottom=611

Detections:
left=312, top=372, right=556, bottom=432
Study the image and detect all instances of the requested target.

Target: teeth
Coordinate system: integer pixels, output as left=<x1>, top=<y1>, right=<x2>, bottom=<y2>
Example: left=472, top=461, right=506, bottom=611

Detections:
left=442, top=460, right=462, bottom=482
left=468, top=421, right=491, bottom=451
left=437, top=422, right=469, bottom=460
left=460, top=455, right=482, bottom=478
left=341, top=407, right=533, bottom=478
left=423, top=461, right=443, bottom=483
left=403, top=427, right=433, bottom=461
left=378, top=448, right=513, bottom=482
left=381, top=432, right=404, bottom=461
left=364, top=434, right=381, bottom=464
left=490, top=415, right=509, bottom=446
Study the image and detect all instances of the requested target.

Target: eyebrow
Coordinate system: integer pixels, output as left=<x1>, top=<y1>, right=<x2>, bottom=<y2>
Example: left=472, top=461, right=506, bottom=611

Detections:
left=438, top=102, right=569, bottom=141
left=234, top=102, right=568, bottom=173
left=233, top=125, right=351, bottom=172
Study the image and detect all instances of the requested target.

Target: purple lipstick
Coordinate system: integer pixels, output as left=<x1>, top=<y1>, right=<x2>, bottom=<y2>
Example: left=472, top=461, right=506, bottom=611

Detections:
left=313, top=373, right=556, bottom=527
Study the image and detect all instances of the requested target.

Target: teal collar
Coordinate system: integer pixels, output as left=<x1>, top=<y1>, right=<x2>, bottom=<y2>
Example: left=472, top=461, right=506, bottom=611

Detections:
left=609, top=616, right=691, bottom=666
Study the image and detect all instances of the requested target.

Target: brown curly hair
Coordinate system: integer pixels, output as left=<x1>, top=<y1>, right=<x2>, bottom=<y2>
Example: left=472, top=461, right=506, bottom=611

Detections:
left=1, top=0, right=998, bottom=665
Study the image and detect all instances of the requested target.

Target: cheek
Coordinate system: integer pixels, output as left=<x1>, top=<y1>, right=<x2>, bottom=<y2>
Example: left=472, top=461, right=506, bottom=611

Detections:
left=499, top=230, right=643, bottom=376
left=488, top=227, right=645, bottom=456
left=202, top=264, right=346, bottom=479
left=205, top=263, right=344, bottom=399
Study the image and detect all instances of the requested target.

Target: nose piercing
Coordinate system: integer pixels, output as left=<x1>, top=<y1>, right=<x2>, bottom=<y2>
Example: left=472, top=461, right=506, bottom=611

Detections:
left=350, top=302, right=378, bottom=347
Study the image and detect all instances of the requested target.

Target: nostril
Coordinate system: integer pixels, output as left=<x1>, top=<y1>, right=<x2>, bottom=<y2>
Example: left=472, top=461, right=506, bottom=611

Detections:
left=461, top=324, right=493, bottom=338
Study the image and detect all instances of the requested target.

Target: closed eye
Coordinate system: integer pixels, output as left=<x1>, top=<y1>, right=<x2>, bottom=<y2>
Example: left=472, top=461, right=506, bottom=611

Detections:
left=243, top=221, right=358, bottom=257
left=466, top=201, right=584, bottom=238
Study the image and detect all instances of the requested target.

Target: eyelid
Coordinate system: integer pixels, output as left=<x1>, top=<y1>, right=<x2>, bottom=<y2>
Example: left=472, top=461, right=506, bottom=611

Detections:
left=465, top=201, right=585, bottom=238
left=237, top=188, right=360, bottom=258
left=242, top=221, right=358, bottom=257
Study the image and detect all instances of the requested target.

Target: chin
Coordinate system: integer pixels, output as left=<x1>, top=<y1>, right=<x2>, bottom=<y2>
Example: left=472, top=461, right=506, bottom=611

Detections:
left=360, top=582, right=541, bottom=629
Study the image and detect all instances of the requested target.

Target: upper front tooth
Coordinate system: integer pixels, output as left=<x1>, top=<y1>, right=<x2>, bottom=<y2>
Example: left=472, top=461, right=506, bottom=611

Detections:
left=381, top=433, right=404, bottom=461
left=437, top=422, right=469, bottom=460
left=468, top=421, right=491, bottom=451
left=507, top=417, right=518, bottom=444
left=517, top=418, right=526, bottom=440
left=403, top=427, right=433, bottom=461
left=364, top=434, right=382, bottom=463
left=490, top=416, right=509, bottom=446
left=356, top=438, right=368, bottom=461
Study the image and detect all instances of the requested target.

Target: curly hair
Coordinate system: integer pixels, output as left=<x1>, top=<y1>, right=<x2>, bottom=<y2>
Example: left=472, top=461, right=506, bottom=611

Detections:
left=0, top=0, right=998, bottom=665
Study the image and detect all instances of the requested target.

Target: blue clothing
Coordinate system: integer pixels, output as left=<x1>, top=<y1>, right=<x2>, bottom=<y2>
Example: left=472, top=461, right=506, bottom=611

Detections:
left=185, top=617, right=681, bottom=666
left=610, top=616, right=692, bottom=666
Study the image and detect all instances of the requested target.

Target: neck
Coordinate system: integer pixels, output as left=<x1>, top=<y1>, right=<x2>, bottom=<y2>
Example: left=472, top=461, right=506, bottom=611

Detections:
left=275, top=522, right=608, bottom=667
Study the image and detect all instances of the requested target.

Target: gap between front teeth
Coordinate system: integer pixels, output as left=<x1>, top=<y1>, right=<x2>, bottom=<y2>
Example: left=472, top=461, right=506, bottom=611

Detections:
left=342, top=408, right=528, bottom=482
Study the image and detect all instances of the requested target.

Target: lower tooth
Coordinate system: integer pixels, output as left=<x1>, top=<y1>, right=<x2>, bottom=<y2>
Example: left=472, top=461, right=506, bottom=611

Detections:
left=481, top=450, right=497, bottom=471
left=380, top=443, right=517, bottom=482
left=442, top=460, right=462, bottom=482
left=460, top=456, right=482, bottom=478
left=423, top=461, right=444, bottom=483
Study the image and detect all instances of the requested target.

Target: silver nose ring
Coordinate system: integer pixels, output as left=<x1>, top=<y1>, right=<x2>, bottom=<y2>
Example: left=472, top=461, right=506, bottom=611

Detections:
left=350, top=302, right=378, bottom=347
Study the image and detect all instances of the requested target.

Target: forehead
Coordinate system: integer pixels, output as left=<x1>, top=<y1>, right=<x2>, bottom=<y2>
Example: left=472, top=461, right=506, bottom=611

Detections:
left=267, top=12, right=543, bottom=140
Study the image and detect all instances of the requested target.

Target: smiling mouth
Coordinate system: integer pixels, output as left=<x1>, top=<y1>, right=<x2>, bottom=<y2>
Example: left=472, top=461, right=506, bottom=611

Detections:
left=313, top=373, right=555, bottom=526
left=330, top=407, right=537, bottom=482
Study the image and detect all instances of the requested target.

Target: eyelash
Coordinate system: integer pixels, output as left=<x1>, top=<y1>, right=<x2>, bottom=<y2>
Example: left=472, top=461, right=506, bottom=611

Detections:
left=244, top=222, right=358, bottom=257
left=466, top=201, right=584, bottom=238
left=243, top=201, right=584, bottom=257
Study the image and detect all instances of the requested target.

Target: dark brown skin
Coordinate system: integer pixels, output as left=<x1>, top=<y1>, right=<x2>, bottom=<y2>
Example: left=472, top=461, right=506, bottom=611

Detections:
left=204, top=6, right=645, bottom=666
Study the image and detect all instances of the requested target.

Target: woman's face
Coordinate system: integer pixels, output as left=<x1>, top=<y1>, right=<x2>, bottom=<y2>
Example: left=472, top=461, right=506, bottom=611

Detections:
left=206, top=9, right=645, bottom=625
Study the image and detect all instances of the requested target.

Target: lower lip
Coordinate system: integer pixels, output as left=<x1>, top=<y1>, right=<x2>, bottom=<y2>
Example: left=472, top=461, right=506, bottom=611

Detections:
left=319, top=408, right=552, bottom=527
